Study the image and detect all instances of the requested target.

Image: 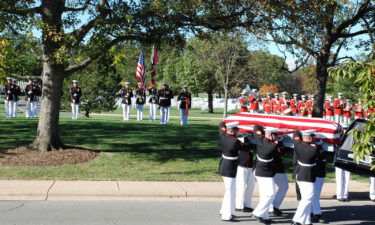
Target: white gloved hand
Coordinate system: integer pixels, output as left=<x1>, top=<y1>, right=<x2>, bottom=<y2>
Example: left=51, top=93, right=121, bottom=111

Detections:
left=28, top=91, right=32, bottom=94
left=74, top=94, right=77, bottom=97
left=7, top=91, right=11, bottom=93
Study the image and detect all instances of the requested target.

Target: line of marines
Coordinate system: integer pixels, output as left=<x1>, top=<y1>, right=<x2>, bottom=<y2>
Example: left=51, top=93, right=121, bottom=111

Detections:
left=219, top=121, right=329, bottom=225
left=238, top=89, right=373, bottom=124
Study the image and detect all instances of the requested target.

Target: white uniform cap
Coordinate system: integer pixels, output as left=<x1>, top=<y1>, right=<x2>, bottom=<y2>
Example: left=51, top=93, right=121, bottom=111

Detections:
left=293, top=94, right=298, bottom=97
left=301, top=95, right=306, bottom=98
left=125, top=81, right=130, bottom=85
left=241, top=89, right=247, bottom=95
left=252, top=89, right=257, bottom=92
left=226, top=122, right=239, bottom=129
left=338, top=93, right=343, bottom=96
left=346, top=99, right=351, bottom=102
left=327, top=95, right=333, bottom=99
left=282, top=91, right=288, bottom=95
left=183, top=85, right=188, bottom=88
left=265, top=127, right=278, bottom=134
left=6, top=77, right=12, bottom=80
left=12, top=78, right=17, bottom=81
left=163, top=82, right=169, bottom=86
left=341, top=123, right=350, bottom=129
left=274, top=92, right=279, bottom=96
left=266, top=93, right=271, bottom=96
left=72, top=80, right=78, bottom=83
left=310, top=95, right=315, bottom=98
left=301, top=130, right=315, bottom=135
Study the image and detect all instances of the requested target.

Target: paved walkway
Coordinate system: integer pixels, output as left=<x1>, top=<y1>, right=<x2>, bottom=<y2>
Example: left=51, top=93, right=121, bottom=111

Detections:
left=0, top=180, right=371, bottom=201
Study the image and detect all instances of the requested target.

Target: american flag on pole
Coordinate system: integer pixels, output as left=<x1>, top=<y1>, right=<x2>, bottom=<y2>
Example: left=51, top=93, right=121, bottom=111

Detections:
left=136, top=52, right=146, bottom=89
left=149, top=46, right=159, bottom=88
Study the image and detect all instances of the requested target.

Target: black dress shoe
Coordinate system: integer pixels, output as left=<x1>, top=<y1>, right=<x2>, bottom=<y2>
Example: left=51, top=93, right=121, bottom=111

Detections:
left=243, top=207, right=254, bottom=212
left=221, top=217, right=238, bottom=222
left=290, top=221, right=302, bottom=225
left=272, top=207, right=282, bottom=216
left=312, top=214, right=328, bottom=223
left=255, top=216, right=272, bottom=224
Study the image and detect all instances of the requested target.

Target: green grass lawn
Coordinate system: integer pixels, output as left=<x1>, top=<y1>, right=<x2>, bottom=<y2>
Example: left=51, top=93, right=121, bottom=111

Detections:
left=0, top=97, right=368, bottom=182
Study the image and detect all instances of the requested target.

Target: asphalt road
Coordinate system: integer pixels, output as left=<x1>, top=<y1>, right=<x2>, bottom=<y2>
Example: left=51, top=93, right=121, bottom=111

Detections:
left=0, top=200, right=374, bottom=225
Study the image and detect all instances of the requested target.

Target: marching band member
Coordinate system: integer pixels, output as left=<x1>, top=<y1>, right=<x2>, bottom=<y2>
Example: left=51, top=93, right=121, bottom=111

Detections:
left=365, top=106, right=374, bottom=118
left=290, top=94, right=299, bottom=116
left=291, top=130, right=318, bottom=225
left=279, top=91, right=290, bottom=115
left=262, top=93, right=273, bottom=114
left=70, top=80, right=82, bottom=120
left=335, top=123, right=351, bottom=202
left=297, top=95, right=308, bottom=117
left=324, top=96, right=334, bottom=121
left=343, top=99, right=352, bottom=124
left=312, top=145, right=328, bottom=223
left=354, top=99, right=365, bottom=119
left=177, top=85, right=191, bottom=125
left=219, top=122, right=241, bottom=222
left=306, top=95, right=315, bottom=118
left=333, top=93, right=345, bottom=124
left=248, top=89, right=259, bottom=113
left=272, top=93, right=280, bottom=114
left=119, top=82, right=133, bottom=121
left=238, top=90, right=249, bottom=112
left=251, top=126, right=278, bottom=224
left=135, top=83, right=146, bottom=121
left=235, top=132, right=256, bottom=213
left=148, top=86, right=158, bottom=122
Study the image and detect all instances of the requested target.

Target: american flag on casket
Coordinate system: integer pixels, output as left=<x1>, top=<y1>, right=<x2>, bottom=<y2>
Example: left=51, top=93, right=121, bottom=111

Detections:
left=224, top=113, right=342, bottom=152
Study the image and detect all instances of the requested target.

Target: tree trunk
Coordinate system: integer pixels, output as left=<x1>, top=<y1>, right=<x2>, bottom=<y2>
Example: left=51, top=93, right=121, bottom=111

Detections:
left=32, top=64, right=65, bottom=152
left=223, top=88, right=228, bottom=118
left=207, top=89, right=214, bottom=113
left=85, top=108, right=90, bottom=118
left=313, top=56, right=329, bottom=118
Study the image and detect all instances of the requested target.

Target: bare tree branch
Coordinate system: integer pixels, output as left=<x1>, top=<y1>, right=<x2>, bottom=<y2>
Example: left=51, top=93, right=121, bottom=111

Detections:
left=1, top=6, right=40, bottom=16
left=0, top=64, right=40, bottom=80
left=337, top=28, right=375, bottom=38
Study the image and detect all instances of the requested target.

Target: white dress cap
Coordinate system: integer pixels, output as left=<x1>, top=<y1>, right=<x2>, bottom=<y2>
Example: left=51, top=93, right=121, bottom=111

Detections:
left=226, top=122, right=239, bottom=129
left=301, top=130, right=315, bottom=135
left=265, top=127, right=277, bottom=134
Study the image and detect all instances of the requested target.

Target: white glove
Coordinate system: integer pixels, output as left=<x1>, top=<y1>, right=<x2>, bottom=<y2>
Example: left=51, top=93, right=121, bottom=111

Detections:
left=74, top=94, right=77, bottom=97
left=7, top=91, right=11, bottom=93
left=28, top=91, right=32, bottom=94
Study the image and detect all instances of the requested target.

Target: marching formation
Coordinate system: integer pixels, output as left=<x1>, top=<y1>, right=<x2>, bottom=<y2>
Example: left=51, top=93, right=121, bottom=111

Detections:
left=238, top=89, right=373, bottom=123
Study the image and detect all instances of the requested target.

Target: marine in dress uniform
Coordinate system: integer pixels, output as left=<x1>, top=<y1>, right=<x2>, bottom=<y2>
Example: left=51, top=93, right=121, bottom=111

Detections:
left=333, top=93, right=345, bottom=124
left=148, top=86, right=158, bottom=121
left=335, top=123, right=351, bottom=202
left=269, top=141, right=289, bottom=217
left=135, top=84, right=146, bottom=121
left=158, top=82, right=173, bottom=124
left=4, top=77, right=13, bottom=118
left=290, top=94, right=299, bottom=116
left=11, top=79, right=21, bottom=117
left=177, top=85, right=191, bottom=125
left=291, top=130, right=318, bottom=225
left=70, top=80, right=82, bottom=120
left=272, top=93, right=280, bottom=114
left=354, top=99, right=365, bottom=119
left=119, top=82, right=133, bottom=121
left=238, top=90, right=249, bottom=112
left=306, top=95, right=315, bottom=118
left=219, top=122, right=241, bottom=222
left=24, top=79, right=41, bottom=118
left=251, top=126, right=278, bottom=224
left=278, top=91, right=290, bottom=115
left=297, top=95, right=308, bottom=117
left=235, top=132, right=256, bottom=213
left=263, top=93, right=273, bottom=114
left=248, top=89, right=259, bottom=113
left=323, top=96, right=334, bottom=121
left=343, top=99, right=352, bottom=124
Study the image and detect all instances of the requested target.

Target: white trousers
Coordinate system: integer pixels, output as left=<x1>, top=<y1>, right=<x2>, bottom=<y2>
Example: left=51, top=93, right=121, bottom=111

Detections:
left=220, top=177, right=236, bottom=220
left=293, top=180, right=314, bottom=225
left=167, top=107, right=170, bottom=122
left=326, top=116, right=333, bottom=121
left=10, top=101, right=17, bottom=117
left=160, top=106, right=169, bottom=124
left=252, top=176, right=276, bottom=220
left=312, top=177, right=325, bottom=215
left=335, top=115, right=343, bottom=124
left=343, top=117, right=351, bottom=124
left=180, top=109, right=188, bottom=125
left=122, top=104, right=130, bottom=121
left=370, top=177, right=375, bottom=201
left=149, top=103, right=157, bottom=121
left=250, top=110, right=258, bottom=113
left=235, top=166, right=255, bottom=209
left=335, top=167, right=350, bottom=199
left=136, top=104, right=144, bottom=121
left=71, top=103, right=79, bottom=120
left=4, top=100, right=11, bottom=118
left=26, top=101, right=37, bottom=118
left=270, top=173, right=289, bottom=209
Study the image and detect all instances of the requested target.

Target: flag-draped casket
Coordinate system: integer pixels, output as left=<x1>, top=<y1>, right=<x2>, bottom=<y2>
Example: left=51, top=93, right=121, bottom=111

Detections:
left=224, top=113, right=342, bottom=152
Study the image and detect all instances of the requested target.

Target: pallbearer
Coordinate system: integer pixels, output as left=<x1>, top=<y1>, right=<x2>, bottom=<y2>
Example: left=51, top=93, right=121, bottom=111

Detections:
left=4, top=77, right=13, bottom=118
left=238, top=90, right=249, bottom=112
left=291, top=130, right=318, bottom=225
left=335, top=124, right=351, bottom=202
left=135, top=83, right=146, bottom=121
left=290, top=94, right=299, bottom=116
left=70, top=80, right=82, bottom=120
left=158, top=82, right=173, bottom=124
left=263, top=93, right=273, bottom=114
left=251, top=126, right=278, bottom=224
left=119, top=82, right=133, bottom=121
left=219, top=122, right=241, bottom=222
left=25, top=79, right=41, bottom=118
left=333, top=93, right=345, bottom=123
left=177, top=85, right=191, bottom=125
left=312, top=144, right=328, bottom=223
left=148, top=86, right=158, bottom=121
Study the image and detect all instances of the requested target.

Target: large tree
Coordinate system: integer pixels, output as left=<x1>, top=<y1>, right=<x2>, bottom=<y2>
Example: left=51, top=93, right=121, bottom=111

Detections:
left=0, top=0, right=258, bottom=151
left=247, top=0, right=375, bottom=117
